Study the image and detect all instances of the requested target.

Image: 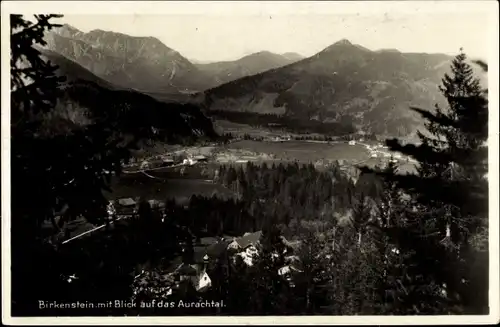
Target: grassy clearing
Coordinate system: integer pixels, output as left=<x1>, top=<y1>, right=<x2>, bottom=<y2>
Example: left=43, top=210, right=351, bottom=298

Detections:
left=226, top=140, right=370, bottom=163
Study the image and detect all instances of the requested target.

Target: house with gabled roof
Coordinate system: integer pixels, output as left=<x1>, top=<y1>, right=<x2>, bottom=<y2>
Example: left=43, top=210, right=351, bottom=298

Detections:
left=170, top=253, right=212, bottom=293
left=236, top=231, right=262, bottom=249
left=166, top=238, right=231, bottom=295
left=227, top=238, right=240, bottom=250
left=116, top=198, right=137, bottom=215
left=278, top=264, right=303, bottom=276
left=226, top=231, right=262, bottom=266
left=147, top=199, right=165, bottom=209
left=161, top=158, right=175, bottom=167
left=206, top=240, right=230, bottom=258
left=227, top=231, right=262, bottom=251
left=118, top=198, right=136, bottom=207
left=280, top=236, right=302, bottom=253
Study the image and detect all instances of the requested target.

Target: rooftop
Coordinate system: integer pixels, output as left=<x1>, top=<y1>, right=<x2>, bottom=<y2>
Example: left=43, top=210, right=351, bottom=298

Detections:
left=148, top=199, right=165, bottom=207
left=236, top=231, right=262, bottom=248
left=176, top=264, right=197, bottom=276
left=206, top=240, right=230, bottom=257
left=118, top=198, right=136, bottom=207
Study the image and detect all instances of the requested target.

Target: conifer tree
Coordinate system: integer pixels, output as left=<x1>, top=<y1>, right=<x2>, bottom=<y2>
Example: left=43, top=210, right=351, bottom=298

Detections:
left=295, top=230, right=334, bottom=314
left=10, top=14, right=215, bottom=314
left=247, top=225, right=291, bottom=314
left=385, top=51, right=488, bottom=242
left=364, top=51, right=489, bottom=314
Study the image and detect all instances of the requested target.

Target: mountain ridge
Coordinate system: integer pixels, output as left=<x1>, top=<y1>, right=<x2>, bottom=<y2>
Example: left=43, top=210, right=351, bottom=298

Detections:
left=195, top=50, right=304, bottom=87
left=37, top=46, right=217, bottom=142
left=201, top=39, right=463, bottom=138
left=43, top=26, right=487, bottom=139
left=44, top=24, right=215, bottom=93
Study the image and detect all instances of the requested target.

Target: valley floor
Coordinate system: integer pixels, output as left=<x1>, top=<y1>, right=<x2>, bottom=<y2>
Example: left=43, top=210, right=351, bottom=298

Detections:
left=51, top=137, right=416, bottom=244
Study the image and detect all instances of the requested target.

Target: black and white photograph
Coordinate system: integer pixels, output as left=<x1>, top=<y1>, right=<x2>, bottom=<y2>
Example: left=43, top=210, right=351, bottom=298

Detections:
left=2, top=1, right=499, bottom=324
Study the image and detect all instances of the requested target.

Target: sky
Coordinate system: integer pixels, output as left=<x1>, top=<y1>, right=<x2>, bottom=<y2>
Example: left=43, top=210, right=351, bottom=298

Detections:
left=11, top=1, right=496, bottom=63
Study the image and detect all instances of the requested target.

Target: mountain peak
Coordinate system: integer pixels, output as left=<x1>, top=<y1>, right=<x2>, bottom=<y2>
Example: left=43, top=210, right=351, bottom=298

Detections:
left=54, top=24, right=82, bottom=38
left=253, top=50, right=276, bottom=57
left=61, top=23, right=80, bottom=30
left=334, top=38, right=353, bottom=46
left=321, top=38, right=371, bottom=54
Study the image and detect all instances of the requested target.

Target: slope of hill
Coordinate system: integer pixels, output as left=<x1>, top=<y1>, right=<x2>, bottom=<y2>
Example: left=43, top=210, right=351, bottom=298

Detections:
left=281, top=52, right=305, bottom=62
left=38, top=48, right=216, bottom=142
left=202, top=39, right=465, bottom=138
left=196, top=51, right=303, bottom=87
left=38, top=48, right=115, bottom=89
left=43, top=24, right=215, bottom=93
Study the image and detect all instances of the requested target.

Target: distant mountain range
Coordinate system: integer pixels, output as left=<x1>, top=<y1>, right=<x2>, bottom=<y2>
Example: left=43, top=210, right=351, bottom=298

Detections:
left=42, top=25, right=488, bottom=139
left=37, top=47, right=216, bottom=142
left=195, top=51, right=304, bottom=86
left=43, top=24, right=214, bottom=93
left=43, top=25, right=304, bottom=93
left=201, top=39, right=487, bottom=138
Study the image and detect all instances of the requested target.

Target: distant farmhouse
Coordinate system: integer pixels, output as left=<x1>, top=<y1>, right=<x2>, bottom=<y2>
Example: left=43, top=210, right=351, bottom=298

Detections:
left=116, top=198, right=137, bottom=214
left=183, top=155, right=208, bottom=166
left=193, top=155, right=208, bottom=163
left=147, top=199, right=165, bottom=209
left=161, top=157, right=175, bottom=167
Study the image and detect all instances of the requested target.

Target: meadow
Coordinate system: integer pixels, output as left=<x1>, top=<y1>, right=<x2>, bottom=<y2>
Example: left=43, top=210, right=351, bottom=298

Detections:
left=226, top=140, right=370, bottom=163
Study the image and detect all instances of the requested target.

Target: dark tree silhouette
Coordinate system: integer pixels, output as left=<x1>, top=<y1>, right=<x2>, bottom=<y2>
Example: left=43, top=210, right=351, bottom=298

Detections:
left=361, top=51, right=489, bottom=314
left=10, top=14, right=214, bottom=316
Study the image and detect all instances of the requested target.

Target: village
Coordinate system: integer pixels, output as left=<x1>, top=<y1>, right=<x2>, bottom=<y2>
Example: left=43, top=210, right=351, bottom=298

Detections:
left=125, top=136, right=413, bottom=175
left=61, top=197, right=305, bottom=299
left=51, top=134, right=416, bottom=300
left=135, top=230, right=305, bottom=298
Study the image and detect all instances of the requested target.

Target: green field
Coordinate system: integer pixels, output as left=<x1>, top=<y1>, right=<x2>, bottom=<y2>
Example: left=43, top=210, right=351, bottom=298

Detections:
left=227, top=140, right=370, bottom=163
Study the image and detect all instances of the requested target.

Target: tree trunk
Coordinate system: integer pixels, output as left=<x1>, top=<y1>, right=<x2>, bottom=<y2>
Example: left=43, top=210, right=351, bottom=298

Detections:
left=50, top=214, right=60, bottom=232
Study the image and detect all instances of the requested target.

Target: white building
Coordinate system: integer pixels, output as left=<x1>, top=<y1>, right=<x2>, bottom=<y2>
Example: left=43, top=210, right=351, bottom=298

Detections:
left=106, top=201, right=116, bottom=217
left=228, top=231, right=262, bottom=266
left=227, top=239, right=240, bottom=250
left=236, top=251, right=257, bottom=266
left=174, top=254, right=212, bottom=292
left=190, top=255, right=212, bottom=292
left=183, top=158, right=197, bottom=166
left=278, top=265, right=303, bottom=276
